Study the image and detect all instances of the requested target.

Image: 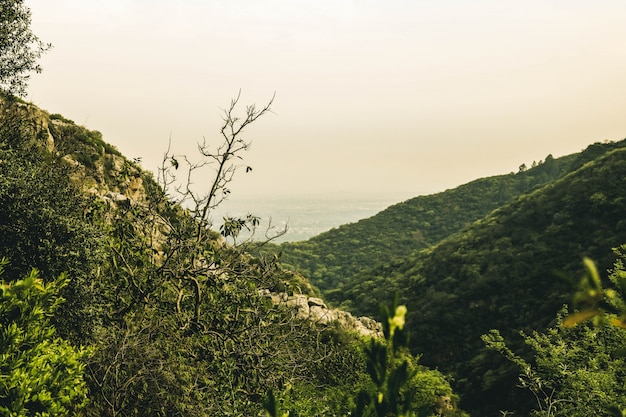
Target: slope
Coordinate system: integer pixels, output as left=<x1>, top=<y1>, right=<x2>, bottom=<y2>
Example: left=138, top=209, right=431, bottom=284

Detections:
left=336, top=143, right=626, bottom=415
left=269, top=144, right=624, bottom=294
left=0, top=95, right=466, bottom=416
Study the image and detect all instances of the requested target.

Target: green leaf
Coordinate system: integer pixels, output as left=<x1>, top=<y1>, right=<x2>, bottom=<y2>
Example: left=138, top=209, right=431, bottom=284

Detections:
left=563, top=309, right=602, bottom=327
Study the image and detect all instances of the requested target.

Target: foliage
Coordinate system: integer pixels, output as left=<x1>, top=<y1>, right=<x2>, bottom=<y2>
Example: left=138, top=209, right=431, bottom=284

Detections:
left=323, top=141, right=626, bottom=415
left=352, top=302, right=417, bottom=417
left=0, top=81, right=462, bottom=416
left=265, top=300, right=466, bottom=417
left=73, top=93, right=393, bottom=416
left=0, top=0, right=51, bottom=96
left=0, top=99, right=107, bottom=342
left=50, top=121, right=122, bottom=167
left=1, top=94, right=357, bottom=415
left=557, top=247, right=626, bottom=416
left=564, top=246, right=626, bottom=328
left=0, top=260, right=89, bottom=416
left=354, top=300, right=466, bottom=417
left=483, top=313, right=626, bottom=416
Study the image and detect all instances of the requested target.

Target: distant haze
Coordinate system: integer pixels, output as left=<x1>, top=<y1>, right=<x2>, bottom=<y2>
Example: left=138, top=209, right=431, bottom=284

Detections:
left=26, top=0, right=626, bottom=202
left=214, top=193, right=409, bottom=242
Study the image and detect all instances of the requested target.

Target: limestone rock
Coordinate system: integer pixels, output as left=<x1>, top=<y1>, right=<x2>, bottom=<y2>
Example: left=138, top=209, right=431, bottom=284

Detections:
left=309, top=305, right=335, bottom=324
left=286, top=295, right=310, bottom=320
left=263, top=291, right=383, bottom=338
left=308, top=297, right=326, bottom=308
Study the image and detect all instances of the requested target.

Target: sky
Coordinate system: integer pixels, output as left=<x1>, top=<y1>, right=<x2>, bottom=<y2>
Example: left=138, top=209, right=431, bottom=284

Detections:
left=25, top=0, right=626, bottom=202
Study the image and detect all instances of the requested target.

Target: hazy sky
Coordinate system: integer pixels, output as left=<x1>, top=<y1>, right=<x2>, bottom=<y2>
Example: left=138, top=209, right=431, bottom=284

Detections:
left=26, top=0, right=626, bottom=200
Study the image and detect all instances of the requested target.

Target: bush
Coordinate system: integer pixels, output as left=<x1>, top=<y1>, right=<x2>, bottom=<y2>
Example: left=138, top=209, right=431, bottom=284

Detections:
left=0, top=260, right=90, bottom=415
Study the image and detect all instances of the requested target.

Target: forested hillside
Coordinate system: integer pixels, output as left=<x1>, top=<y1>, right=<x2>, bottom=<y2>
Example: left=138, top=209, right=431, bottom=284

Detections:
left=325, top=141, right=626, bottom=415
left=0, top=94, right=465, bottom=416
left=266, top=143, right=625, bottom=294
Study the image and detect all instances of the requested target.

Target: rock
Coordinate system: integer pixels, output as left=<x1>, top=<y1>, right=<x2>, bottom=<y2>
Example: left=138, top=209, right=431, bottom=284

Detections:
left=358, top=316, right=381, bottom=331
left=127, top=175, right=144, bottom=200
left=309, top=305, right=335, bottom=325
left=308, top=297, right=327, bottom=308
left=270, top=292, right=289, bottom=304
left=286, top=295, right=309, bottom=320
left=104, top=191, right=131, bottom=208
left=263, top=291, right=383, bottom=338
left=62, top=154, right=80, bottom=167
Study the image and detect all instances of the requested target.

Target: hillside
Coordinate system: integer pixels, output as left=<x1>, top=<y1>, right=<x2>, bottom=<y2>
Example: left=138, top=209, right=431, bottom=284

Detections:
left=0, top=95, right=466, bottom=416
left=266, top=144, right=624, bottom=294
left=332, top=142, right=626, bottom=415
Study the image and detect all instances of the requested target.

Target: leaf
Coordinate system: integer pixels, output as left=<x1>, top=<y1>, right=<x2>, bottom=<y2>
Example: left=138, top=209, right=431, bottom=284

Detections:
left=610, top=317, right=626, bottom=329
left=583, top=257, right=601, bottom=290
left=353, top=390, right=370, bottom=417
left=563, top=309, right=601, bottom=327
left=263, top=390, right=277, bottom=417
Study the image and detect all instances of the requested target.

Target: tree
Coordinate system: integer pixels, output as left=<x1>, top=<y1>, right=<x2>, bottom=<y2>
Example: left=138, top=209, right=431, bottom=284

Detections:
left=483, top=315, right=626, bottom=417
left=483, top=251, right=626, bottom=416
left=265, top=298, right=467, bottom=417
left=84, top=93, right=361, bottom=415
left=563, top=248, right=626, bottom=329
left=0, top=98, right=106, bottom=342
left=0, top=0, right=51, bottom=96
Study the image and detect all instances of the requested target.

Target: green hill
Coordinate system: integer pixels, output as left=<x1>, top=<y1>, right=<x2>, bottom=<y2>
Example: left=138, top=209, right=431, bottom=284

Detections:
left=0, top=95, right=465, bottom=416
left=267, top=141, right=625, bottom=296
left=331, top=142, right=626, bottom=415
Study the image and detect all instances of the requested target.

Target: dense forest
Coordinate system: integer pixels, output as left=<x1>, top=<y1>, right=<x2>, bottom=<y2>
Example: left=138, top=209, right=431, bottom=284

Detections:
left=264, top=142, right=623, bottom=295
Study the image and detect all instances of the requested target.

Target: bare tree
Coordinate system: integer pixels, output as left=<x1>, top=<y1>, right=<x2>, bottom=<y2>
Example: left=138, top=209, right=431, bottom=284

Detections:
left=84, top=93, right=350, bottom=416
left=158, top=90, right=276, bottom=234
left=152, top=91, right=288, bottom=327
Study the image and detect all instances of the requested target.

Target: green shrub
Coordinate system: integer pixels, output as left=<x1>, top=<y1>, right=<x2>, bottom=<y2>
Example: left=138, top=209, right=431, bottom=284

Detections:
left=0, top=260, right=90, bottom=416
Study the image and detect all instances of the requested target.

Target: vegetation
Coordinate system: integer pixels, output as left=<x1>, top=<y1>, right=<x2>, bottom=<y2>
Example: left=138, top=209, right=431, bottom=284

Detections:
left=483, top=252, right=626, bottom=416
left=0, top=261, right=89, bottom=416
left=0, top=97, right=107, bottom=340
left=262, top=148, right=614, bottom=295
left=483, top=319, right=626, bottom=416
left=0, top=94, right=463, bottom=416
left=265, top=299, right=466, bottom=417
left=351, top=300, right=464, bottom=417
left=271, top=138, right=626, bottom=415
left=0, top=0, right=52, bottom=96
left=3, top=9, right=626, bottom=413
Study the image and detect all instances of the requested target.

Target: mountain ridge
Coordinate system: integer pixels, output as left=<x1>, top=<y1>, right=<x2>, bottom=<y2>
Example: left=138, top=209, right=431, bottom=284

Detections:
left=266, top=141, right=625, bottom=296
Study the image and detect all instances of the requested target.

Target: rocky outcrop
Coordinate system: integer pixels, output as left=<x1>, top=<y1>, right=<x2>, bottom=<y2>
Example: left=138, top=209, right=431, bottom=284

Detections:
left=260, top=290, right=383, bottom=338
left=1, top=97, right=151, bottom=209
